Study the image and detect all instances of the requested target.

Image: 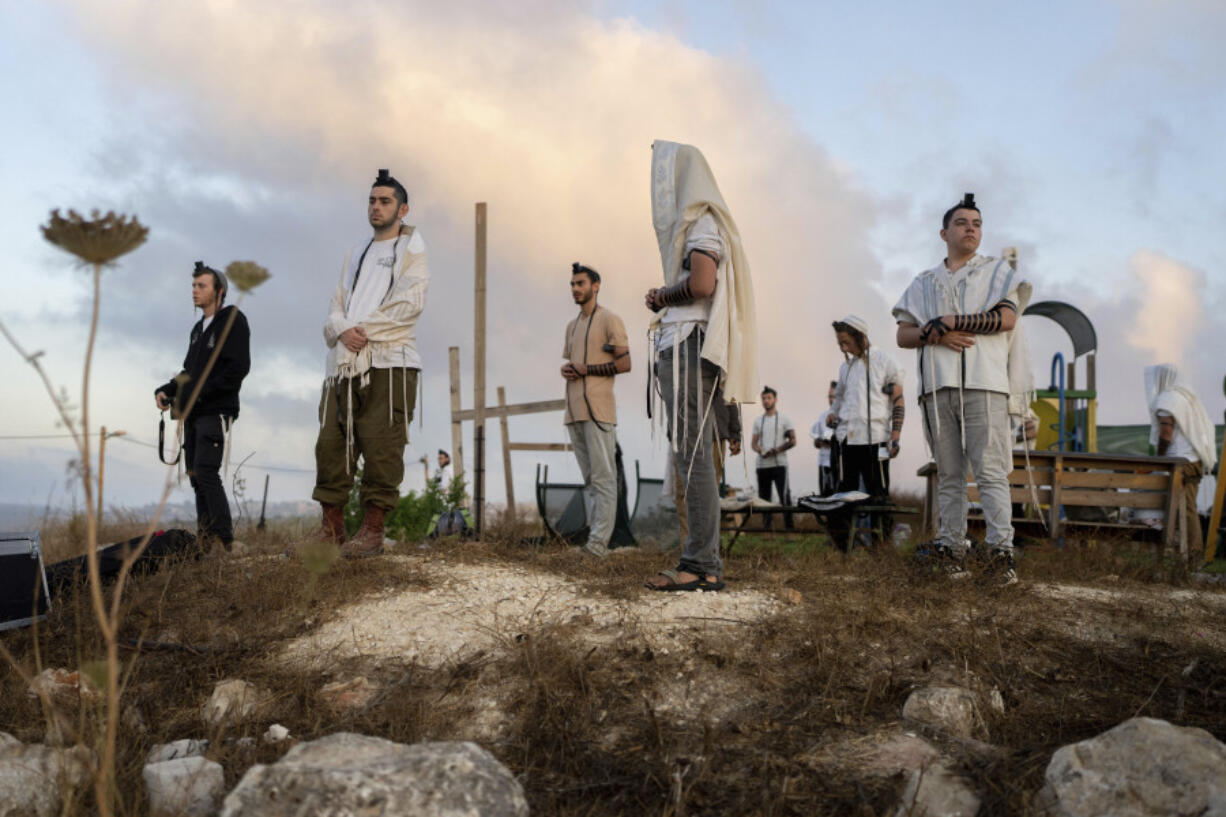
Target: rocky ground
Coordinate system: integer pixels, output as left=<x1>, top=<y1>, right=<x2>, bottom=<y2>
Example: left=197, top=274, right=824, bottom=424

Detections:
left=2, top=527, right=1225, bottom=815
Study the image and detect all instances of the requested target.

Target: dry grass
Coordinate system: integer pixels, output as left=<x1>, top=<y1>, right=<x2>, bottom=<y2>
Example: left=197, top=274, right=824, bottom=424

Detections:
left=37, top=510, right=161, bottom=564
left=2, top=518, right=1225, bottom=816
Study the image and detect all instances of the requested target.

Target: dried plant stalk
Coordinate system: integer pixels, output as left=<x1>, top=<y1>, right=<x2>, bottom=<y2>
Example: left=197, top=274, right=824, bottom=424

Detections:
left=41, top=209, right=147, bottom=266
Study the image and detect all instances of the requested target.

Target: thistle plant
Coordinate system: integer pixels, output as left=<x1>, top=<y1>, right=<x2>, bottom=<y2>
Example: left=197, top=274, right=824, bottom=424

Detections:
left=0, top=209, right=268, bottom=816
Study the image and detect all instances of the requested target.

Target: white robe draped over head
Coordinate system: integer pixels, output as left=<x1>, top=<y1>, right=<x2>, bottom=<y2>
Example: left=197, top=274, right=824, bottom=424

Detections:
left=650, top=140, right=758, bottom=405
left=1146, top=363, right=1218, bottom=469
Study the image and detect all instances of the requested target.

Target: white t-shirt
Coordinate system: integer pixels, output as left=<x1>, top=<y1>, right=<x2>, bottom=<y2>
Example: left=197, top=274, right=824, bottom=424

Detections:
left=832, top=348, right=904, bottom=445
left=343, top=231, right=427, bottom=369
left=810, top=410, right=835, bottom=468
left=657, top=213, right=724, bottom=349
left=1155, top=410, right=1199, bottom=463
left=201, top=314, right=215, bottom=332
left=753, top=412, right=794, bottom=469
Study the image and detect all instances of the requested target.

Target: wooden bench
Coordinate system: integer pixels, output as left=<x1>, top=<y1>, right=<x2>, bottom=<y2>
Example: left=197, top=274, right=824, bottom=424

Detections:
left=918, top=450, right=1192, bottom=555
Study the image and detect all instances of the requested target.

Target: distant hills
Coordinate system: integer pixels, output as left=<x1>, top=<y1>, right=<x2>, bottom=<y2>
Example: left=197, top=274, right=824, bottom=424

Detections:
left=0, top=500, right=316, bottom=531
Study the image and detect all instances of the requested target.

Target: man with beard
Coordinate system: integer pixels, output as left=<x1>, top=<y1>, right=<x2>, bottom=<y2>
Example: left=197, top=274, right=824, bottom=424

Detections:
left=309, top=169, right=429, bottom=558
left=562, top=262, right=631, bottom=557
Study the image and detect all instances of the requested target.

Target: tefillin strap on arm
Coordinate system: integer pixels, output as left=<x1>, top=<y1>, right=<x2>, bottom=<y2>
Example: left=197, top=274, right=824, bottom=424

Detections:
left=586, top=362, right=617, bottom=377
left=918, top=317, right=948, bottom=344
left=587, top=344, right=627, bottom=377
left=654, top=279, right=694, bottom=309
left=889, top=388, right=905, bottom=437
left=951, top=299, right=1016, bottom=334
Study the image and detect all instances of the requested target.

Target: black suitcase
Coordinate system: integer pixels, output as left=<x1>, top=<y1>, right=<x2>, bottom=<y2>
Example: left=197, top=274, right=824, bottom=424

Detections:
left=0, top=531, right=51, bottom=632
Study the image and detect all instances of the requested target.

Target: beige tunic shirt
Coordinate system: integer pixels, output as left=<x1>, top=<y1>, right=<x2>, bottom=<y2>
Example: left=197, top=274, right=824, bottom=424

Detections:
left=563, top=306, right=628, bottom=425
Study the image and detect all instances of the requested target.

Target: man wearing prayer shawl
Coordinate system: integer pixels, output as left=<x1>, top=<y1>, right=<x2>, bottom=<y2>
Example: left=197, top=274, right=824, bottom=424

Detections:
left=826, top=315, right=905, bottom=549
left=644, top=141, right=757, bottom=592
left=308, top=170, right=429, bottom=559
left=893, top=194, right=1032, bottom=583
left=1146, top=364, right=1218, bottom=568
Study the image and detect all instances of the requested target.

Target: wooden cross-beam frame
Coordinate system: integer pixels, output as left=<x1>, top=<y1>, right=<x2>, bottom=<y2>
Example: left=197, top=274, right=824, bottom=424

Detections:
left=448, top=357, right=571, bottom=528
left=450, top=203, right=576, bottom=535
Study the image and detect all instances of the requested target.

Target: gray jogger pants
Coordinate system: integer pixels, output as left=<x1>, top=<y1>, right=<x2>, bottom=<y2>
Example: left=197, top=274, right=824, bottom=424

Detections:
left=567, top=420, right=618, bottom=555
left=657, top=335, right=722, bottom=578
left=921, top=388, right=1014, bottom=554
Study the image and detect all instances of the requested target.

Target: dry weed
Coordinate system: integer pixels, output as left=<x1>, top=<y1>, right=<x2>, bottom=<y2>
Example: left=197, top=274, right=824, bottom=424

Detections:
left=1, top=527, right=1223, bottom=816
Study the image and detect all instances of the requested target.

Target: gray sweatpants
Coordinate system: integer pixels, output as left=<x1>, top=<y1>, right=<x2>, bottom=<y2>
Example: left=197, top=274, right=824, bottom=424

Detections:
left=566, top=420, right=618, bottom=555
left=922, top=388, right=1014, bottom=554
left=657, top=335, right=722, bottom=578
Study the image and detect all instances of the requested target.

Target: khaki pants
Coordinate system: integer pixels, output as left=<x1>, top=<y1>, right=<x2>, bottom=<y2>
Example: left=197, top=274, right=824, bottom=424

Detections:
left=313, top=367, right=417, bottom=511
left=1180, top=461, right=1205, bottom=567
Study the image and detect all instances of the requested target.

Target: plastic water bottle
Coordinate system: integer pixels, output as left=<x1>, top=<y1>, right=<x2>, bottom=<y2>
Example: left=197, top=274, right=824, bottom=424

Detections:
left=892, top=523, right=912, bottom=549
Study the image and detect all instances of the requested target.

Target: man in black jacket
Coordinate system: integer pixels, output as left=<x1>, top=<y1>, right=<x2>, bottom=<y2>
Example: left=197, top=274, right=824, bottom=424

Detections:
left=155, top=262, right=251, bottom=552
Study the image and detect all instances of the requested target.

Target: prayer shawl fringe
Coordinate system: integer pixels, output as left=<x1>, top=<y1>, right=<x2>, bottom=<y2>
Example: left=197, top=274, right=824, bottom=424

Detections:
left=320, top=224, right=429, bottom=471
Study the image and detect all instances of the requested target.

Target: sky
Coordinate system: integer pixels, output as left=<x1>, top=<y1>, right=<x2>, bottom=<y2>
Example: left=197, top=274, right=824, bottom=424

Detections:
left=1, top=0, right=1223, bottom=517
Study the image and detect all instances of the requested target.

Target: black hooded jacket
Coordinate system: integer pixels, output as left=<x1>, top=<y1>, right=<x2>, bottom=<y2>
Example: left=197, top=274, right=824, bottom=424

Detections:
left=155, top=305, right=251, bottom=420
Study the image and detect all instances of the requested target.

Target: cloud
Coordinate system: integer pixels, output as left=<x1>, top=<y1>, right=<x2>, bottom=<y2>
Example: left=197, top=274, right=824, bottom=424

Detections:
left=1124, top=250, right=1205, bottom=368
left=1020, top=249, right=1223, bottom=427
left=6, top=0, right=896, bottom=506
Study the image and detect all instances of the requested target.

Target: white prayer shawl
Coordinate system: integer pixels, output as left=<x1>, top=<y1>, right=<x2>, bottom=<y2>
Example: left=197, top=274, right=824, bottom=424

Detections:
left=831, top=346, right=904, bottom=446
left=319, top=223, right=429, bottom=466
left=650, top=140, right=758, bottom=405
left=892, top=253, right=1033, bottom=417
left=323, top=224, right=429, bottom=380
left=1146, top=364, right=1217, bottom=469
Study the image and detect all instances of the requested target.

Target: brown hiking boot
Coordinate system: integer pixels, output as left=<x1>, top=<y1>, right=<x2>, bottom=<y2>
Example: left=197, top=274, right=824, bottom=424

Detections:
left=340, top=504, right=387, bottom=559
left=319, top=503, right=346, bottom=545
left=284, top=502, right=345, bottom=558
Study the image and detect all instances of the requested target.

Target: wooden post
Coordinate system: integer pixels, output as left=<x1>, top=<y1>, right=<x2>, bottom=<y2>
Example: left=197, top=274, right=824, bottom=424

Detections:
left=473, top=202, right=488, bottom=536
left=1205, top=428, right=1226, bottom=564
left=448, top=346, right=465, bottom=478
left=257, top=473, right=269, bottom=531
left=1163, top=463, right=1183, bottom=553
left=96, top=427, right=125, bottom=530
left=497, top=386, right=515, bottom=518
left=97, top=426, right=107, bottom=530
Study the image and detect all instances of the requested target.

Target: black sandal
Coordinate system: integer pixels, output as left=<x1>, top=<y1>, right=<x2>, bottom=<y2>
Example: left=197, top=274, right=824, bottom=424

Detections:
left=646, top=568, right=726, bottom=592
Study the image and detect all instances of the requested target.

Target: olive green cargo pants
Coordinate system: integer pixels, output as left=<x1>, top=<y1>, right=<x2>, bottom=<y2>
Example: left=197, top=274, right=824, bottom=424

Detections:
left=312, top=367, right=417, bottom=511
